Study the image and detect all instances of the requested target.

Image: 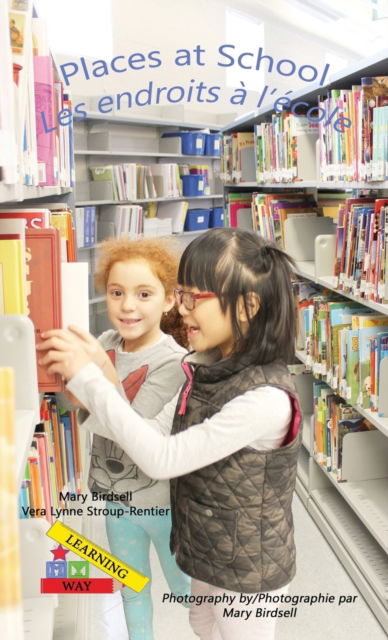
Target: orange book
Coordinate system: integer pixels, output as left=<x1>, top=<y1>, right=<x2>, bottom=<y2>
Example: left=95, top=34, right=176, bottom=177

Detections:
left=35, top=434, right=53, bottom=523
left=28, top=443, right=43, bottom=511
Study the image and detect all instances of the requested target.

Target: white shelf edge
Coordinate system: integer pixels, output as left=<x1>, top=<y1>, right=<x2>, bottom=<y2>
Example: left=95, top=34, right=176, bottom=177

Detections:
left=76, top=195, right=224, bottom=205
left=223, top=181, right=318, bottom=189
left=75, top=150, right=221, bottom=159
left=294, top=262, right=388, bottom=315
left=308, top=490, right=388, bottom=633
left=85, top=111, right=222, bottom=130
left=0, top=184, right=72, bottom=204
left=223, top=181, right=388, bottom=190
left=313, top=459, right=388, bottom=553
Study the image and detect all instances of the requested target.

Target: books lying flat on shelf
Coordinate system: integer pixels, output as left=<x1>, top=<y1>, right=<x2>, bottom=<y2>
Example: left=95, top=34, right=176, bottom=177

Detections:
left=156, top=200, right=189, bottom=233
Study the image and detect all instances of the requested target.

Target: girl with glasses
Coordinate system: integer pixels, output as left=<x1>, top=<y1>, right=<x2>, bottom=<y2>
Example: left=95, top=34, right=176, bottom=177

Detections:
left=39, top=228, right=302, bottom=640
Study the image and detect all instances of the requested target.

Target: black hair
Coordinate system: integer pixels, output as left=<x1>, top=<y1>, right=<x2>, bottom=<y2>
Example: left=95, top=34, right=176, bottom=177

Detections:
left=178, top=227, right=297, bottom=364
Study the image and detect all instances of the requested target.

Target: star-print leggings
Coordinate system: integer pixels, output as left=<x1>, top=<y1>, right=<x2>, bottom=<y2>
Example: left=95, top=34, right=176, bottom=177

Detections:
left=105, top=501, right=191, bottom=640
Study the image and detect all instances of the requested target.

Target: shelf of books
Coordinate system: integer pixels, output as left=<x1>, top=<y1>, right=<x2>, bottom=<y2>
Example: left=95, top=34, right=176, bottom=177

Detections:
left=219, top=49, right=388, bottom=633
left=0, top=4, right=90, bottom=639
left=73, top=114, right=225, bottom=333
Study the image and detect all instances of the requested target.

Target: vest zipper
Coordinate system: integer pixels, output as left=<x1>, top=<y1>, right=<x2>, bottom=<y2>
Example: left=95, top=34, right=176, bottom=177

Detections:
left=178, top=361, right=193, bottom=415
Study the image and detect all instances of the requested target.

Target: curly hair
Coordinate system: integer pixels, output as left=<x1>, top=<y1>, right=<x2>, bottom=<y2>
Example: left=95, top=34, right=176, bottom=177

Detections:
left=95, top=237, right=188, bottom=348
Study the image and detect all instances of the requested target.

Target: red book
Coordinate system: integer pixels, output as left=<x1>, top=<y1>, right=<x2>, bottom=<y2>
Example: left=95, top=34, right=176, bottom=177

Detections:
left=0, top=208, right=51, bottom=229
left=25, top=227, right=63, bottom=391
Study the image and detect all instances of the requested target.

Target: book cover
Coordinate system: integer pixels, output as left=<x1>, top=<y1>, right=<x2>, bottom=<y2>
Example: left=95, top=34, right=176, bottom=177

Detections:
left=0, top=234, right=27, bottom=313
left=25, top=227, right=63, bottom=391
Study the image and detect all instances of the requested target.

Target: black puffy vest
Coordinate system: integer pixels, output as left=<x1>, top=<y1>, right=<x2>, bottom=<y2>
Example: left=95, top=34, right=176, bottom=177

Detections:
left=169, top=353, right=302, bottom=593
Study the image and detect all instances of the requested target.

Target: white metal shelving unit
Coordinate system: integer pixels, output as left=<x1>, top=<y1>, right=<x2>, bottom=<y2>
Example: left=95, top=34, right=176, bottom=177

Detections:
left=221, top=50, right=388, bottom=634
left=74, top=114, right=223, bottom=334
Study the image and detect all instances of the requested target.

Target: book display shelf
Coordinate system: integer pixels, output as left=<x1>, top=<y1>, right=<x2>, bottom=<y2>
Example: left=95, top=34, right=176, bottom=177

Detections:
left=73, top=113, right=223, bottom=334
left=0, top=315, right=56, bottom=640
left=221, top=50, right=388, bottom=634
left=0, top=3, right=90, bottom=636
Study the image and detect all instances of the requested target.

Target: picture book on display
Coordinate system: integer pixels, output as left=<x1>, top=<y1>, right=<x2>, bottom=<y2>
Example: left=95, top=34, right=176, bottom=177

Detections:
left=1, top=2, right=388, bottom=640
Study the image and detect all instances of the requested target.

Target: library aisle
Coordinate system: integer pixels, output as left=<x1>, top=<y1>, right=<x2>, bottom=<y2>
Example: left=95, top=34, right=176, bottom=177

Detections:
left=51, top=494, right=386, bottom=640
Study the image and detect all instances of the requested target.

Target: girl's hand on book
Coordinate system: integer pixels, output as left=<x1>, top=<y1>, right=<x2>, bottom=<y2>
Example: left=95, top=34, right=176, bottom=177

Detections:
left=37, top=329, right=91, bottom=380
left=67, top=326, right=120, bottom=386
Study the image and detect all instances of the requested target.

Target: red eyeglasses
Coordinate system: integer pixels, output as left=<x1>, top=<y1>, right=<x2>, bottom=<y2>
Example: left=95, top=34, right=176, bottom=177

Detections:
left=174, top=289, right=216, bottom=311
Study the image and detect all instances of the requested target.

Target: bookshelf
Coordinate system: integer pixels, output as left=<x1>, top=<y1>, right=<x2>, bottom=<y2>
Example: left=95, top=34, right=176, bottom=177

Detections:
left=74, top=114, right=223, bottom=334
left=0, top=315, right=56, bottom=640
left=0, top=4, right=91, bottom=636
left=221, top=51, right=388, bottom=634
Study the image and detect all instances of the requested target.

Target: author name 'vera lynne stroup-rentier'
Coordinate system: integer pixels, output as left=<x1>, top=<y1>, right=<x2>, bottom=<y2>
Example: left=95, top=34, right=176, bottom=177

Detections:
left=20, top=491, right=171, bottom=518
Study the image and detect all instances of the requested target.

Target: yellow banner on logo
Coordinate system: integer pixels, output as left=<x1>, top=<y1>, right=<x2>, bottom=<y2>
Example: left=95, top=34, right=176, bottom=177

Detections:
left=47, top=521, right=149, bottom=592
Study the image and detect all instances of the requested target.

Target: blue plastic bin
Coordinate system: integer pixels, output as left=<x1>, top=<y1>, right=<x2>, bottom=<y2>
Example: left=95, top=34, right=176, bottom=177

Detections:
left=184, top=208, right=210, bottom=231
left=181, top=174, right=205, bottom=196
left=209, top=207, right=224, bottom=228
left=162, top=132, right=205, bottom=155
left=205, top=133, right=222, bottom=156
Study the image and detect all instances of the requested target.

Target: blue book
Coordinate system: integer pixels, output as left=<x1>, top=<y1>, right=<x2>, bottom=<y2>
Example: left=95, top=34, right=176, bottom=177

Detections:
left=84, top=206, right=91, bottom=246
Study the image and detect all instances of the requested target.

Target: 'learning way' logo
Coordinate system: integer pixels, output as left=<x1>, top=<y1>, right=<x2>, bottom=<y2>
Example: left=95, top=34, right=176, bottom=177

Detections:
left=41, top=521, right=149, bottom=594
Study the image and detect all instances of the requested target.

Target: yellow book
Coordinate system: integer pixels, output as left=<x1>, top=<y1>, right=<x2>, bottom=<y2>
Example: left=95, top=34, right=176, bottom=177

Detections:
left=352, top=314, right=388, bottom=329
left=0, top=238, right=27, bottom=313
left=49, top=211, right=69, bottom=261
left=0, top=368, right=22, bottom=611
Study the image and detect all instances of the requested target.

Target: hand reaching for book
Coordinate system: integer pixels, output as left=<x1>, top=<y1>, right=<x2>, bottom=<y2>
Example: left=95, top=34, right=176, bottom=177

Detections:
left=37, top=326, right=120, bottom=386
left=37, top=328, right=93, bottom=381
left=65, top=326, right=119, bottom=385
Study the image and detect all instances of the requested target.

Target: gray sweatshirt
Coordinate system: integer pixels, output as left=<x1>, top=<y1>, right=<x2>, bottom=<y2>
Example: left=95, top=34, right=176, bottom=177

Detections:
left=85, top=329, right=186, bottom=507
